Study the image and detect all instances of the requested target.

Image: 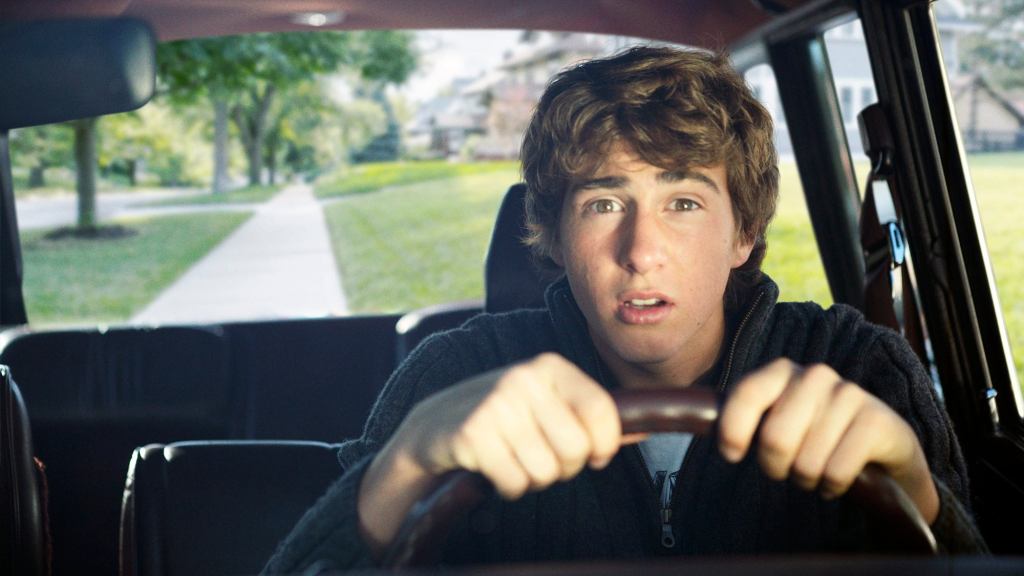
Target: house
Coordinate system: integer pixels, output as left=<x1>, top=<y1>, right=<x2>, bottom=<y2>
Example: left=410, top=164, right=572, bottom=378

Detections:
left=745, top=0, right=982, bottom=160
left=950, top=74, right=1024, bottom=152
left=405, top=77, right=488, bottom=159
left=409, top=32, right=638, bottom=160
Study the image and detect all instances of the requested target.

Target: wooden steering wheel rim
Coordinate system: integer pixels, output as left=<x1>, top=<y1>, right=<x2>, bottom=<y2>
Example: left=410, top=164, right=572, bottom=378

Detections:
left=381, top=387, right=937, bottom=567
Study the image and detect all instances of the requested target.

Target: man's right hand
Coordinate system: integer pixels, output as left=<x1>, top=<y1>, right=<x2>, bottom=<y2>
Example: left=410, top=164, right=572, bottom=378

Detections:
left=356, top=352, right=621, bottom=554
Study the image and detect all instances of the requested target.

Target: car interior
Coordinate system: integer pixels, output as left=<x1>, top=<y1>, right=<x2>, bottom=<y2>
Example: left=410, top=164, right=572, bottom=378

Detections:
left=2, top=1, right=1024, bottom=575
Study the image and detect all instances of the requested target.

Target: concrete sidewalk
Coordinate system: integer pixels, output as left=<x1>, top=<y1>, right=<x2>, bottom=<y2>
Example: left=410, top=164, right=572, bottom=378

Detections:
left=132, top=183, right=348, bottom=324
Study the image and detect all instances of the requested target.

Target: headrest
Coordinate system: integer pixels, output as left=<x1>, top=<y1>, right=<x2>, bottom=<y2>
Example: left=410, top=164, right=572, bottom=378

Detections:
left=484, top=184, right=551, bottom=313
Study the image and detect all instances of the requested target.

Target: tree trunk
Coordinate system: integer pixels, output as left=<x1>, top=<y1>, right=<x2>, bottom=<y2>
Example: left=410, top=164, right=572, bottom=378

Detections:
left=265, top=129, right=279, bottom=186
left=232, top=85, right=276, bottom=187
left=127, top=159, right=137, bottom=187
left=212, top=99, right=230, bottom=194
left=246, top=137, right=261, bottom=186
left=73, top=117, right=98, bottom=229
left=28, top=165, right=45, bottom=188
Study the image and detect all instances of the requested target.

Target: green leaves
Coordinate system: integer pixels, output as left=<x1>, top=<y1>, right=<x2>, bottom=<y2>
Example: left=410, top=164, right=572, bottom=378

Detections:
left=156, top=30, right=418, bottom=187
left=157, top=31, right=416, bottom=104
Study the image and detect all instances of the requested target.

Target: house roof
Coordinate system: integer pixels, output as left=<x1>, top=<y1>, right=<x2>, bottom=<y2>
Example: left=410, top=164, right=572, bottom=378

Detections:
left=950, top=74, right=1024, bottom=126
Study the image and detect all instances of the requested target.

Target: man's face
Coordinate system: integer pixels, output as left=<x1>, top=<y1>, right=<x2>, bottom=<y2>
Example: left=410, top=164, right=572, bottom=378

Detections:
left=554, top=142, right=754, bottom=383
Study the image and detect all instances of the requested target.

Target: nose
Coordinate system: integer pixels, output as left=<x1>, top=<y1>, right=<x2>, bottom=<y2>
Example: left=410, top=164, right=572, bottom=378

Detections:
left=618, top=208, right=668, bottom=275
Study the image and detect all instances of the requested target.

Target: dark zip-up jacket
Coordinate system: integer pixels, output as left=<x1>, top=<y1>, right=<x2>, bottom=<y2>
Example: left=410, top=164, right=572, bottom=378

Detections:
left=263, top=275, right=985, bottom=573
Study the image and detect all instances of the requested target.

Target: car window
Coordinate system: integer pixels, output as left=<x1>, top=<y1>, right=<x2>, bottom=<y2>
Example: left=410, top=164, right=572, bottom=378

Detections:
left=9, top=30, right=831, bottom=326
left=928, top=2, right=1024, bottom=412
left=822, top=20, right=876, bottom=193
left=744, top=64, right=832, bottom=306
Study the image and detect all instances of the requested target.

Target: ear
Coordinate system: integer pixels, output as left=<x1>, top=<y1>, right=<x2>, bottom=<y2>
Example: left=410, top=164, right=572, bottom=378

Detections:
left=549, top=237, right=565, bottom=268
left=731, top=234, right=755, bottom=269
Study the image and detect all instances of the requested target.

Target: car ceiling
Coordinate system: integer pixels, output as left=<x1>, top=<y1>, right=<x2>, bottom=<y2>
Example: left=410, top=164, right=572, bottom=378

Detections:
left=1, top=0, right=813, bottom=45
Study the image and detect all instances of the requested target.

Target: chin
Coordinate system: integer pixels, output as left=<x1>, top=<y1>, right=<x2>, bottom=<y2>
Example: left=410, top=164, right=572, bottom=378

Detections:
left=607, top=338, right=677, bottom=367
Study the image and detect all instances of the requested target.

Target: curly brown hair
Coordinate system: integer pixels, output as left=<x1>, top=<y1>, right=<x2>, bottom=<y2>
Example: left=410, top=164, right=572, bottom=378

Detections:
left=520, top=45, right=779, bottom=305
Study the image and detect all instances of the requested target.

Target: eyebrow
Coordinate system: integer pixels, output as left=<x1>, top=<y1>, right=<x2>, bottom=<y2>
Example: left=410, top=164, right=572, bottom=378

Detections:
left=575, top=170, right=721, bottom=194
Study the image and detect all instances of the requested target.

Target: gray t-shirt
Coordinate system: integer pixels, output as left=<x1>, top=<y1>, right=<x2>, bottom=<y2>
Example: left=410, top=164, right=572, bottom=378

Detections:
left=638, top=433, right=693, bottom=548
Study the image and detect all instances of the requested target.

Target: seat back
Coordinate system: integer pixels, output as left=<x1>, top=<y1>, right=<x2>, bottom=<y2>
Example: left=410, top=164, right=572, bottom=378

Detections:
left=484, top=183, right=549, bottom=313
left=393, top=184, right=551, bottom=362
left=394, top=299, right=483, bottom=361
left=0, top=325, right=233, bottom=576
left=119, top=440, right=341, bottom=576
left=0, top=364, right=48, bottom=576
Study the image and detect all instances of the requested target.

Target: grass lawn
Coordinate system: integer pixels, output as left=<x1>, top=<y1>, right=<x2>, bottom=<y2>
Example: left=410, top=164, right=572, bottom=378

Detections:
left=141, top=184, right=281, bottom=207
left=324, top=168, right=519, bottom=312
left=315, top=160, right=519, bottom=199
left=761, top=162, right=832, bottom=306
left=22, top=211, right=250, bottom=325
left=966, top=152, right=1024, bottom=391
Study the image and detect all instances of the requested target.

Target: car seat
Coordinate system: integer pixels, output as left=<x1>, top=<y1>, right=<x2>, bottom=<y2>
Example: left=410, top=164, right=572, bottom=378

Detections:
left=0, top=364, right=49, bottom=576
left=118, top=440, right=340, bottom=576
left=394, top=183, right=551, bottom=360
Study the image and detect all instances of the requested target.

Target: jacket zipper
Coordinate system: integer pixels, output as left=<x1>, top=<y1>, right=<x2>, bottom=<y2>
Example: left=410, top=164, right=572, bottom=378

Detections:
left=634, top=444, right=679, bottom=549
left=654, top=289, right=767, bottom=551
left=717, top=289, right=766, bottom=392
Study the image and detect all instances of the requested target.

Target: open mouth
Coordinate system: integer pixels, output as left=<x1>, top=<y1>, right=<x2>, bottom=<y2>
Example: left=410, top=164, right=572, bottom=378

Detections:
left=624, top=298, right=667, bottom=310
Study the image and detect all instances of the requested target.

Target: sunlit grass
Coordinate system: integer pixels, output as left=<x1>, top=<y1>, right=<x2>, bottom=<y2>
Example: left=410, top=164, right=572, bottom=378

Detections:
left=967, top=152, right=1024, bottom=395
left=324, top=169, right=517, bottom=312
left=22, top=212, right=250, bottom=325
left=761, top=161, right=832, bottom=306
left=315, top=160, right=519, bottom=199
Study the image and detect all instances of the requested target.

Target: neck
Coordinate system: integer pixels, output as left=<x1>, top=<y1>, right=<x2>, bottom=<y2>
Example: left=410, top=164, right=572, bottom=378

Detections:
left=593, top=314, right=728, bottom=390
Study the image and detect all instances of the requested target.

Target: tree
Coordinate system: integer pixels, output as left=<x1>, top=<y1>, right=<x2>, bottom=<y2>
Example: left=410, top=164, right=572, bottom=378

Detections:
left=14, top=118, right=106, bottom=229
left=961, top=1, right=1024, bottom=89
left=158, top=30, right=417, bottom=190
left=71, top=118, right=99, bottom=228
left=102, top=104, right=210, bottom=187
left=262, top=79, right=387, bottom=183
left=158, top=36, right=256, bottom=193
left=8, top=124, right=73, bottom=188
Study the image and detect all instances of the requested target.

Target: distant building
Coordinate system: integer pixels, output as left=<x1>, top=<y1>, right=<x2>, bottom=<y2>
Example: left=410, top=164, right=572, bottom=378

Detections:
left=745, top=0, right=988, bottom=160
left=470, top=32, right=628, bottom=159
left=405, top=78, right=488, bottom=159
left=408, top=32, right=637, bottom=160
left=411, top=5, right=1015, bottom=165
left=951, top=74, right=1024, bottom=151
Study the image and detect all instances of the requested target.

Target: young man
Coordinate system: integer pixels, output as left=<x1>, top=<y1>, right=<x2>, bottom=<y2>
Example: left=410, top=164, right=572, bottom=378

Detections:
left=264, top=46, right=984, bottom=572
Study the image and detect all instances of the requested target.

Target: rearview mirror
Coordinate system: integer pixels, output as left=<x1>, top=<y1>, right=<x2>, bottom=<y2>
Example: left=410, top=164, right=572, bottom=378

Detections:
left=0, top=18, right=155, bottom=130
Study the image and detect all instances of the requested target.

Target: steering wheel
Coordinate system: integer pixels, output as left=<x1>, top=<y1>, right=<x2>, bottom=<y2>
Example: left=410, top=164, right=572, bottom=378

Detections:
left=381, top=387, right=938, bottom=567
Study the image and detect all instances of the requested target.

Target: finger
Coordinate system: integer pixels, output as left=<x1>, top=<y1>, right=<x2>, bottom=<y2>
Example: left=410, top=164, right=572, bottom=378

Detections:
left=718, top=358, right=800, bottom=463
left=490, top=389, right=562, bottom=490
left=757, top=364, right=839, bottom=481
left=521, top=374, right=593, bottom=480
left=789, top=381, right=865, bottom=490
left=454, top=419, right=531, bottom=500
left=819, top=408, right=886, bottom=499
left=547, top=359, right=621, bottom=469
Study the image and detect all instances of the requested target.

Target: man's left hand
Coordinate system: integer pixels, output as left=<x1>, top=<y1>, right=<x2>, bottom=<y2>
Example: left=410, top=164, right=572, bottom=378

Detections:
left=717, top=358, right=940, bottom=523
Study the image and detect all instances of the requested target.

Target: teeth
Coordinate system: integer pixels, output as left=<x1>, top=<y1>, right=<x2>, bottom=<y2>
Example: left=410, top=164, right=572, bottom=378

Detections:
left=629, top=298, right=661, bottom=306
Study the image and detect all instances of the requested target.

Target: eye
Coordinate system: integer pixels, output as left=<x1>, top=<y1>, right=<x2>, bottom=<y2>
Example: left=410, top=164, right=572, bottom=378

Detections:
left=671, top=198, right=700, bottom=211
left=586, top=198, right=623, bottom=214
